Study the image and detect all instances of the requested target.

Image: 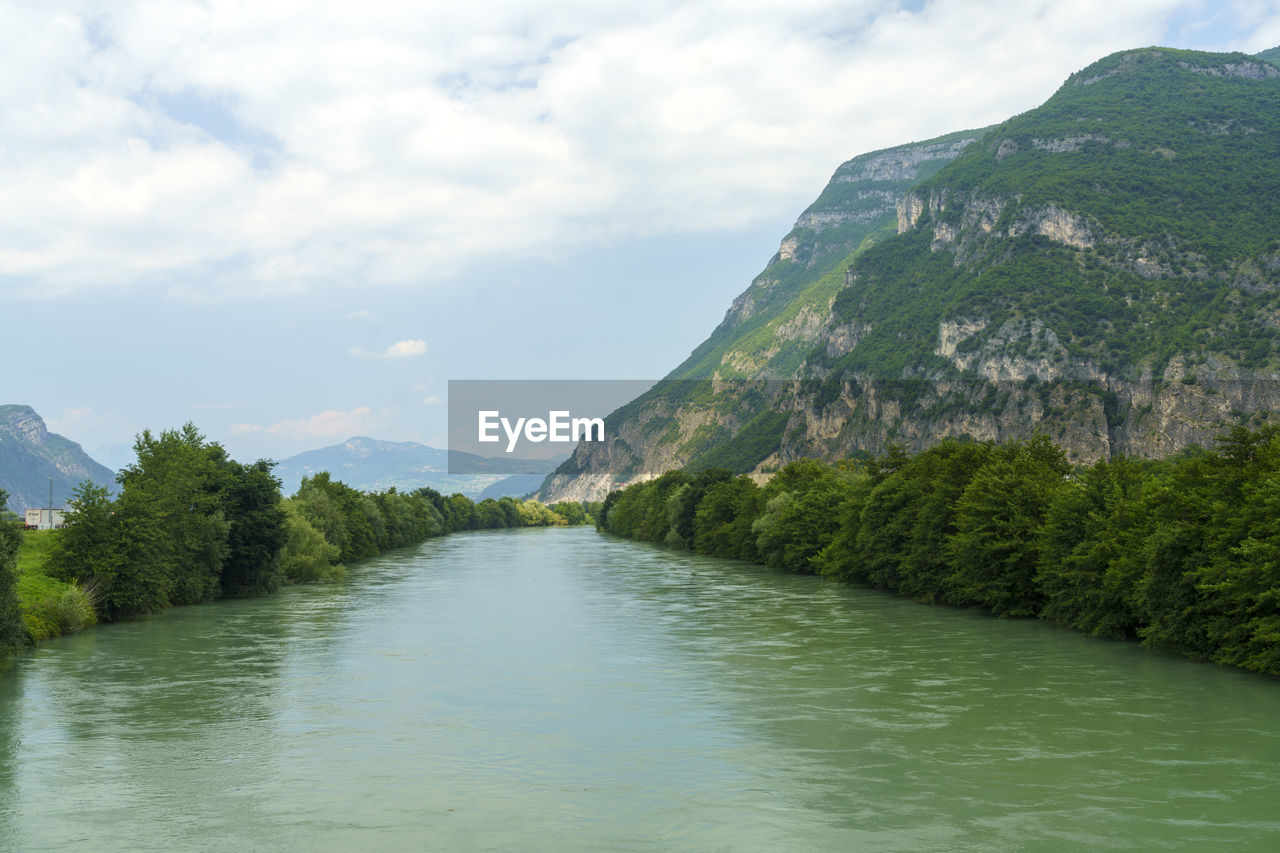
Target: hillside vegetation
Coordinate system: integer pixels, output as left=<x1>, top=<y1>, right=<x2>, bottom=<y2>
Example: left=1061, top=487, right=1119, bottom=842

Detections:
left=544, top=46, right=1280, bottom=501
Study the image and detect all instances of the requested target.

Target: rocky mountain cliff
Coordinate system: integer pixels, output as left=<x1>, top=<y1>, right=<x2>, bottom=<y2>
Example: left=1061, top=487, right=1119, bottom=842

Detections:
left=544, top=46, right=1280, bottom=502
left=0, top=405, right=117, bottom=513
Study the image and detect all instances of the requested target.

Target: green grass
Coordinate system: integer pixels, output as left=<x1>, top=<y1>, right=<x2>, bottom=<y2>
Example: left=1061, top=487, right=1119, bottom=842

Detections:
left=16, top=529, right=59, bottom=574
left=15, top=529, right=96, bottom=643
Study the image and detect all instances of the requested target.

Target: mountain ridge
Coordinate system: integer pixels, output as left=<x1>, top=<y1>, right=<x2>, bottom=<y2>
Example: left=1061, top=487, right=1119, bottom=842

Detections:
left=544, top=45, right=1280, bottom=501
left=274, top=436, right=563, bottom=498
left=0, top=404, right=117, bottom=513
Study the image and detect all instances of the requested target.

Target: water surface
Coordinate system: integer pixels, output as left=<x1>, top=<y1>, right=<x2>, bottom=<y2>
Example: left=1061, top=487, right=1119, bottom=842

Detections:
left=2, top=527, right=1278, bottom=850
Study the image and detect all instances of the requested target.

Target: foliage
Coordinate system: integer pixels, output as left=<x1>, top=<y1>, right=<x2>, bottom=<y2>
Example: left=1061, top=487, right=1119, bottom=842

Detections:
left=278, top=500, right=344, bottom=583
left=1037, top=457, right=1153, bottom=637
left=825, top=49, right=1280, bottom=384
left=17, top=570, right=95, bottom=643
left=3, top=424, right=594, bottom=662
left=45, top=426, right=273, bottom=619
left=0, top=498, right=23, bottom=656
left=946, top=436, right=1070, bottom=616
left=5, top=528, right=97, bottom=648
left=689, top=411, right=791, bottom=474
left=600, top=426, right=1280, bottom=676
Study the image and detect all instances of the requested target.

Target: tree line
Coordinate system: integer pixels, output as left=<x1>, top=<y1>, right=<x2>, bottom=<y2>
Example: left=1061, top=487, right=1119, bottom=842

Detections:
left=1, top=424, right=590, bottom=660
left=598, top=427, right=1280, bottom=677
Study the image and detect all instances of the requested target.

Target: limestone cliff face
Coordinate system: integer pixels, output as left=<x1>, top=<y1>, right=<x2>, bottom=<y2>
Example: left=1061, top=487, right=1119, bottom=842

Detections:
left=776, top=317, right=1280, bottom=466
left=542, top=45, right=1280, bottom=502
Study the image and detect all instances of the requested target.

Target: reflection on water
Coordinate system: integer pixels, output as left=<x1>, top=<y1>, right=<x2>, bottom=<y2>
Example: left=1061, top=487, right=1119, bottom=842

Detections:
left=2, top=527, right=1278, bottom=851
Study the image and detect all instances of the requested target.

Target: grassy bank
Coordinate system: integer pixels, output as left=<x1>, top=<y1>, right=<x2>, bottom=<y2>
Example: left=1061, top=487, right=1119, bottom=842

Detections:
left=14, top=529, right=96, bottom=644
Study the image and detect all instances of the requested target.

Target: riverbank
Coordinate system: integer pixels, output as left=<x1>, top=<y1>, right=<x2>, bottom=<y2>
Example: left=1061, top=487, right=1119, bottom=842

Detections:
left=14, top=530, right=96, bottom=645
left=597, top=428, right=1280, bottom=677
left=1, top=435, right=595, bottom=667
left=3, top=497, right=593, bottom=668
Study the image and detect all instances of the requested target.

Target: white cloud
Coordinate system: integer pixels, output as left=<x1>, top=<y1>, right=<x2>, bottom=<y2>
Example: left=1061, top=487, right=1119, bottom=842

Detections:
left=44, top=405, right=139, bottom=452
left=349, top=339, right=428, bottom=358
left=0, top=1, right=1268, bottom=298
left=46, top=406, right=96, bottom=436
left=422, top=395, right=443, bottom=405
left=229, top=406, right=381, bottom=440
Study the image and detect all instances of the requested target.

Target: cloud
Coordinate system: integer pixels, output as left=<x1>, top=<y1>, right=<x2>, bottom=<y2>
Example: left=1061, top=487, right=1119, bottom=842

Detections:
left=422, top=395, right=443, bottom=405
left=0, top=1, right=1265, bottom=298
left=349, top=339, right=428, bottom=359
left=44, top=405, right=138, bottom=450
left=229, top=406, right=380, bottom=440
left=47, top=406, right=95, bottom=434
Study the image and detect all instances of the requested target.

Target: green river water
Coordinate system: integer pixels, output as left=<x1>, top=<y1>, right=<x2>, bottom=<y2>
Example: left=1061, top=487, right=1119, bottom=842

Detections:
left=1, top=526, right=1278, bottom=851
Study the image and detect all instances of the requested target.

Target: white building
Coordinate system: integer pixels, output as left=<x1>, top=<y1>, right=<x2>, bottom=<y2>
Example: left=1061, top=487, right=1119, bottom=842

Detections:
left=24, top=508, right=66, bottom=530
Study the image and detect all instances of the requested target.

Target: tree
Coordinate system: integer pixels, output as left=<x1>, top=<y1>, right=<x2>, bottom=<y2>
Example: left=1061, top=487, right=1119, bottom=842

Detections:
left=947, top=436, right=1069, bottom=616
left=635, top=470, right=692, bottom=543
left=550, top=501, right=588, bottom=525
left=46, top=481, right=125, bottom=613
left=292, top=472, right=377, bottom=561
left=116, top=425, right=230, bottom=608
left=218, top=459, right=288, bottom=597
left=693, top=476, right=763, bottom=561
left=666, top=468, right=733, bottom=549
left=278, top=500, right=343, bottom=583
left=0, top=492, right=24, bottom=653
left=1037, top=457, right=1151, bottom=637
left=1178, top=428, right=1280, bottom=669
left=752, top=461, right=860, bottom=573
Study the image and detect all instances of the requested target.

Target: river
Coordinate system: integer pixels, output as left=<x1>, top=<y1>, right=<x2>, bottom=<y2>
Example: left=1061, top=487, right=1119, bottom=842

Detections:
left=2, top=527, right=1278, bottom=851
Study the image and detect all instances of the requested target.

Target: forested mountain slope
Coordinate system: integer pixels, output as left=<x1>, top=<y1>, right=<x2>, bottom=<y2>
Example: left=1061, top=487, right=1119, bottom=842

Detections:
left=545, top=46, right=1280, bottom=500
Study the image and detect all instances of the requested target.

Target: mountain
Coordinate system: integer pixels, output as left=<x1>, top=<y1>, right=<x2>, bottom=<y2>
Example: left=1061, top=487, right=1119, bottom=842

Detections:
left=0, top=405, right=117, bottom=514
left=272, top=436, right=563, bottom=498
left=479, top=474, right=547, bottom=500
left=87, top=443, right=136, bottom=475
left=1258, top=46, right=1280, bottom=67
left=544, top=46, right=1280, bottom=501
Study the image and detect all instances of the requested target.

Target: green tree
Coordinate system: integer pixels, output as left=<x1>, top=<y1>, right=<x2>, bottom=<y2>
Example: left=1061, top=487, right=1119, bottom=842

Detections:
left=218, top=459, right=288, bottom=597
left=666, top=468, right=733, bottom=549
left=278, top=500, right=344, bottom=583
left=1170, top=428, right=1280, bottom=667
left=550, top=501, right=588, bottom=525
left=0, top=494, right=24, bottom=653
left=1038, top=457, right=1152, bottom=637
left=947, top=436, right=1069, bottom=616
left=693, top=476, right=764, bottom=561
left=117, top=425, right=230, bottom=608
left=46, top=481, right=123, bottom=611
left=753, top=461, right=860, bottom=572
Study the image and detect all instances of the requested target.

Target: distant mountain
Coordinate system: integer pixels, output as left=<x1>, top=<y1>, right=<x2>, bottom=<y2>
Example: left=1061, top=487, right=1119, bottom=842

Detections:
left=479, top=474, right=547, bottom=500
left=545, top=46, right=1280, bottom=500
left=272, top=436, right=564, bottom=498
left=0, top=405, right=117, bottom=514
left=1257, top=46, right=1280, bottom=67
left=87, top=443, right=135, bottom=475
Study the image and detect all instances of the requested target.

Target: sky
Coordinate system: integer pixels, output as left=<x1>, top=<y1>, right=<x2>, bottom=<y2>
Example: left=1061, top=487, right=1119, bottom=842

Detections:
left=4, top=0, right=1279, bottom=468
